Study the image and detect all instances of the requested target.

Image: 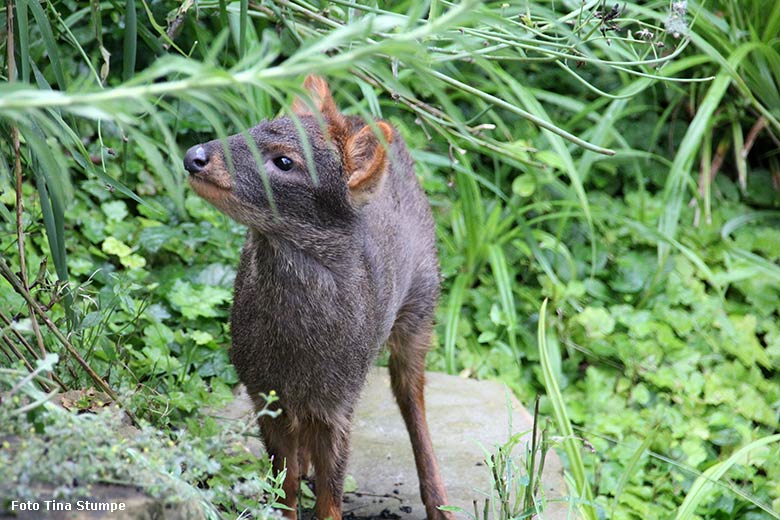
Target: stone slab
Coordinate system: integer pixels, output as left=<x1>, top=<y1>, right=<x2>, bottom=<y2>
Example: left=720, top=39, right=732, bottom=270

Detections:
left=222, top=368, right=573, bottom=519
left=344, top=368, right=571, bottom=519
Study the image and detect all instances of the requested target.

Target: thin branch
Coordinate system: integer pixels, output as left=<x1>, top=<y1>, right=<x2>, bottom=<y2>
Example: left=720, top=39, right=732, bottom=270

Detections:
left=429, top=69, right=616, bottom=155
left=0, top=308, right=43, bottom=362
left=0, top=255, right=118, bottom=403
left=0, top=310, right=68, bottom=391
left=0, top=331, right=51, bottom=401
left=7, top=0, right=47, bottom=358
left=0, top=341, right=12, bottom=363
left=1, top=333, right=35, bottom=373
left=740, top=116, right=767, bottom=191
left=163, top=0, right=193, bottom=50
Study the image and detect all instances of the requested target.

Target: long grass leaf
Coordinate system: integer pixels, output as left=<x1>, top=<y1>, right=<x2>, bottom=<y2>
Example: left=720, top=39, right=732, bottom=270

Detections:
left=40, top=106, right=149, bottom=210
left=455, top=169, right=485, bottom=272
left=675, top=434, right=780, bottom=520
left=657, top=43, right=762, bottom=262
left=128, top=129, right=184, bottom=214
left=538, top=299, right=596, bottom=519
left=498, top=68, right=597, bottom=276
left=612, top=216, right=721, bottom=294
left=487, top=244, right=518, bottom=357
left=16, top=0, right=31, bottom=83
left=27, top=0, right=66, bottom=90
left=760, top=2, right=780, bottom=43
left=123, top=0, right=137, bottom=81
left=239, top=0, right=248, bottom=59
left=443, top=273, right=469, bottom=375
left=730, top=249, right=780, bottom=283
left=611, top=430, right=657, bottom=518
left=720, top=211, right=780, bottom=238
left=20, top=126, right=69, bottom=284
left=429, top=69, right=615, bottom=156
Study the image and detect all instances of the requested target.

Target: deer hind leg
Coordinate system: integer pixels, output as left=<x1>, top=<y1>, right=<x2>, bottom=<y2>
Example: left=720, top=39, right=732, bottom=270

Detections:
left=388, top=319, right=453, bottom=520
left=301, top=415, right=351, bottom=520
left=259, top=414, right=300, bottom=519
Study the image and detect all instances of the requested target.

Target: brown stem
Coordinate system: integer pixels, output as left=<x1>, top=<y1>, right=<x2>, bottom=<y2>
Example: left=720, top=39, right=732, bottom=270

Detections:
left=1, top=332, right=55, bottom=393
left=8, top=0, right=24, bottom=285
left=0, top=310, right=68, bottom=391
left=1, top=332, right=36, bottom=373
left=7, top=0, right=47, bottom=359
left=740, top=116, right=767, bottom=191
left=247, top=1, right=276, bottom=19
left=0, top=255, right=118, bottom=403
left=353, top=70, right=491, bottom=137
left=0, top=309, right=43, bottom=362
left=706, top=139, right=729, bottom=192
left=0, top=341, right=12, bottom=363
left=742, top=116, right=767, bottom=158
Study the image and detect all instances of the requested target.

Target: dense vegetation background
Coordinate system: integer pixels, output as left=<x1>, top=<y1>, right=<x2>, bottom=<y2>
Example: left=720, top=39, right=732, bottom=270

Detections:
left=1, top=1, right=779, bottom=518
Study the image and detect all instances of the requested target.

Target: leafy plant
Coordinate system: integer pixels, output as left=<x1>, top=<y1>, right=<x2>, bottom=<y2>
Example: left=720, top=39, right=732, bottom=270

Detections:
left=1, top=1, right=779, bottom=519
left=0, top=356, right=283, bottom=518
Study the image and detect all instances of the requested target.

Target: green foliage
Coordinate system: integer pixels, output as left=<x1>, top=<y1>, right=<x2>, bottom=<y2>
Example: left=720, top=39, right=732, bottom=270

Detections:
left=0, top=360, right=282, bottom=518
left=1, top=1, right=779, bottom=519
left=541, top=191, right=780, bottom=519
left=443, top=399, right=561, bottom=520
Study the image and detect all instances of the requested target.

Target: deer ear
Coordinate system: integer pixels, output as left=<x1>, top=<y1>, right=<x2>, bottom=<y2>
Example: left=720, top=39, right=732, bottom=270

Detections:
left=345, top=121, right=394, bottom=205
left=292, top=75, right=339, bottom=119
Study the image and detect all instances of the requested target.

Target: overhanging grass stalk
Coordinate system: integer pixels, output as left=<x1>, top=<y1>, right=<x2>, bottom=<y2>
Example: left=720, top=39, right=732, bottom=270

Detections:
left=538, top=298, right=596, bottom=520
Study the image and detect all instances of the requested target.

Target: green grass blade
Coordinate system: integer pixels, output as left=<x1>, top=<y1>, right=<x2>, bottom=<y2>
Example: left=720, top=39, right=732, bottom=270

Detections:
left=611, top=430, right=657, bottom=518
left=657, top=42, right=762, bottom=262
left=487, top=244, right=518, bottom=356
left=128, top=128, right=184, bottom=215
left=28, top=0, right=66, bottom=90
left=217, top=0, right=228, bottom=29
left=19, top=122, right=71, bottom=321
left=675, top=434, right=780, bottom=520
left=239, top=0, right=248, bottom=58
left=720, top=210, right=780, bottom=282
left=42, top=105, right=150, bottom=211
left=720, top=211, right=780, bottom=238
left=538, top=299, right=596, bottom=520
left=455, top=168, right=485, bottom=272
left=16, top=0, right=31, bottom=83
left=730, top=248, right=780, bottom=283
left=499, top=68, right=597, bottom=276
left=516, top=220, right=563, bottom=291
left=428, top=69, right=615, bottom=156
left=123, top=0, right=137, bottom=81
left=760, top=1, right=780, bottom=42
left=443, top=273, right=469, bottom=375
left=613, top=216, right=722, bottom=295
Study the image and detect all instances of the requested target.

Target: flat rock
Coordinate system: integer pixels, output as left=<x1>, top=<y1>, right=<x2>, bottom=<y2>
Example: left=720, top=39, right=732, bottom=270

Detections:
left=222, top=368, right=572, bottom=519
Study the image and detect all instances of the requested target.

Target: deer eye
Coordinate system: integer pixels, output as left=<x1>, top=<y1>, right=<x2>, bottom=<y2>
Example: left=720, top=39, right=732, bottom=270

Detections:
left=272, top=156, right=294, bottom=171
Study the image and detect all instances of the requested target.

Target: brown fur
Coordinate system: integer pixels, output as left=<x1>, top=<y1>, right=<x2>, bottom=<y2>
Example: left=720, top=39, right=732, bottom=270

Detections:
left=184, top=76, right=453, bottom=520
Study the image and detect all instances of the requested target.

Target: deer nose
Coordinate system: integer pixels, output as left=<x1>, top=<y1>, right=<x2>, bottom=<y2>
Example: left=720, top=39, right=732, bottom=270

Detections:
left=183, top=145, right=209, bottom=174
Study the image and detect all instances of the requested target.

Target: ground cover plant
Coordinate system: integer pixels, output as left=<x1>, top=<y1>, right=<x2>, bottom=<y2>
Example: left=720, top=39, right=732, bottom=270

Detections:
left=1, top=0, right=779, bottom=518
